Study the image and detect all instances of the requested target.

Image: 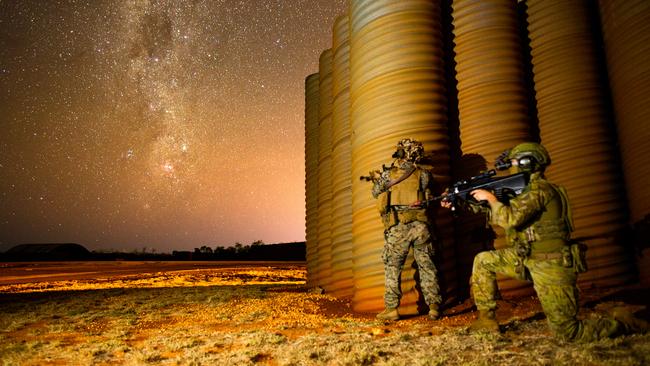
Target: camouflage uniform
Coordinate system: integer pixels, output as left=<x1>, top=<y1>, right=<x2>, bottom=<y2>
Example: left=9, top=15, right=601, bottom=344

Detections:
left=472, top=168, right=626, bottom=341
left=375, top=162, right=441, bottom=311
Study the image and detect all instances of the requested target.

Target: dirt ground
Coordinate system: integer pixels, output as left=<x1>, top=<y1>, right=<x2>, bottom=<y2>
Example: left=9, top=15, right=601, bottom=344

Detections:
left=0, top=261, right=648, bottom=365
left=0, top=261, right=302, bottom=285
left=1, top=261, right=648, bottom=330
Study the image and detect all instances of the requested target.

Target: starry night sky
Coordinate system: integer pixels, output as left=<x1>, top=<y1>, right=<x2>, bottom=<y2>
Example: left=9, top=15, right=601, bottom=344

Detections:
left=0, top=0, right=348, bottom=252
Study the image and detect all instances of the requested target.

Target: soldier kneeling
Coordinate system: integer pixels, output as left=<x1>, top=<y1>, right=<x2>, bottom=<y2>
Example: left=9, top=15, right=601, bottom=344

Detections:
left=442, top=142, right=648, bottom=341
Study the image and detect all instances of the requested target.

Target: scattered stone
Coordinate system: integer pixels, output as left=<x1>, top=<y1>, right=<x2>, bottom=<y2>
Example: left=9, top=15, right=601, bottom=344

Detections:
left=371, top=327, right=390, bottom=336
left=308, top=286, right=325, bottom=294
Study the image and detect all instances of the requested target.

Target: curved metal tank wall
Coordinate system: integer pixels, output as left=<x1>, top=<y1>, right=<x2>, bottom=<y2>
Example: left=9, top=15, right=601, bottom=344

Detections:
left=526, top=0, right=634, bottom=288
left=305, top=73, right=320, bottom=287
left=317, top=49, right=334, bottom=292
left=451, top=0, right=534, bottom=297
left=598, top=0, right=650, bottom=284
left=329, top=15, right=354, bottom=299
left=349, top=0, right=453, bottom=314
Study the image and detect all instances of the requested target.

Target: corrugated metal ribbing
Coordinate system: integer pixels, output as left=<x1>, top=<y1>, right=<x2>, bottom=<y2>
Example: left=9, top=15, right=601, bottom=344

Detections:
left=305, top=73, right=320, bottom=287
left=598, top=0, right=650, bottom=284
left=451, top=0, right=533, bottom=296
left=317, top=49, right=334, bottom=292
left=527, top=0, right=634, bottom=287
left=350, top=0, right=452, bottom=314
left=330, top=15, right=354, bottom=299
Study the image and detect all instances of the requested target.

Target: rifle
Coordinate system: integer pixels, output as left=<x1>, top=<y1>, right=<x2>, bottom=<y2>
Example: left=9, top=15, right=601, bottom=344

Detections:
left=435, top=170, right=529, bottom=212
left=360, top=162, right=417, bottom=199
left=359, top=164, right=392, bottom=183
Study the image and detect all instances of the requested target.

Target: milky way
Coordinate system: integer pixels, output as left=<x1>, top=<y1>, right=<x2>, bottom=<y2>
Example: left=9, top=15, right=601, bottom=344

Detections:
left=0, top=0, right=348, bottom=252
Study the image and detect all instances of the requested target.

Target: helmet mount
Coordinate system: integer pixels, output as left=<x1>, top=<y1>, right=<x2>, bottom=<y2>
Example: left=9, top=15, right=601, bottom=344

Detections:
left=394, top=138, right=424, bottom=163
left=504, top=142, right=550, bottom=173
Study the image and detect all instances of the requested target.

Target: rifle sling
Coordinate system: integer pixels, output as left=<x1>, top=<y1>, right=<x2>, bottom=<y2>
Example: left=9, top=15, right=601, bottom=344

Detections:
left=385, top=165, right=416, bottom=190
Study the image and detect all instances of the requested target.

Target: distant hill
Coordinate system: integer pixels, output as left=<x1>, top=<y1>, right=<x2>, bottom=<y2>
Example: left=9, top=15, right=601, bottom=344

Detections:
left=3, top=243, right=91, bottom=261
left=0, top=243, right=11, bottom=253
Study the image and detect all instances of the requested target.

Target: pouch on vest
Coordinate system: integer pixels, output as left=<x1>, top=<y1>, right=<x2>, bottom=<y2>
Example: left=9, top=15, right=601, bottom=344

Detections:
left=396, top=209, right=427, bottom=225
left=377, top=191, right=389, bottom=216
left=382, top=211, right=398, bottom=230
left=561, top=246, right=572, bottom=268
left=512, top=237, right=530, bottom=276
left=570, top=241, right=588, bottom=273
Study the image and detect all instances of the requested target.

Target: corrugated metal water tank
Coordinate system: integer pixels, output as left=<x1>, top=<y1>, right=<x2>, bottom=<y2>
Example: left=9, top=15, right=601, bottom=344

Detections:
left=349, top=0, right=453, bottom=314
left=526, top=0, right=634, bottom=288
left=304, top=73, right=321, bottom=287
left=329, top=15, right=355, bottom=299
left=598, top=0, right=650, bottom=284
left=451, top=0, right=534, bottom=296
left=317, top=49, right=334, bottom=292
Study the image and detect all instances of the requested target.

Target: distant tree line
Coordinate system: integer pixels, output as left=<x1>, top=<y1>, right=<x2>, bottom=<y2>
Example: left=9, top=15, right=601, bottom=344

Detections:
left=0, top=241, right=306, bottom=261
left=177, top=240, right=305, bottom=261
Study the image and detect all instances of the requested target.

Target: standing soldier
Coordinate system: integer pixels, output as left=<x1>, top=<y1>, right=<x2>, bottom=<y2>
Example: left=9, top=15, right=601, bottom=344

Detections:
left=444, top=142, right=647, bottom=341
left=367, top=138, right=442, bottom=321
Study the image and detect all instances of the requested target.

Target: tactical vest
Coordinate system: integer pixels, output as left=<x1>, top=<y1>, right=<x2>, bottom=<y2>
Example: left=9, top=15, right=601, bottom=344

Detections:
left=517, top=178, right=573, bottom=253
left=377, top=168, right=428, bottom=229
left=390, top=168, right=425, bottom=206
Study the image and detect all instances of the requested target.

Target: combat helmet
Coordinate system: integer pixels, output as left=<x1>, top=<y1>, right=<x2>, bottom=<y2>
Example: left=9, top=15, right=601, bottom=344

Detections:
left=393, top=138, right=425, bottom=163
left=508, top=142, right=550, bottom=172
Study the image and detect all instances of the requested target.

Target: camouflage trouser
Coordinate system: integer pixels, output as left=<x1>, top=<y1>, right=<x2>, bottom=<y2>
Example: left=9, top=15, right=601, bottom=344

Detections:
left=471, top=247, right=623, bottom=342
left=382, top=221, right=441, bottom=309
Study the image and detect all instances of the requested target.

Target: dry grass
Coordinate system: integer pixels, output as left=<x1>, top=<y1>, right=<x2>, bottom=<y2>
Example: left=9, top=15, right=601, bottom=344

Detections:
left=0, top=265, right=648, bottom=366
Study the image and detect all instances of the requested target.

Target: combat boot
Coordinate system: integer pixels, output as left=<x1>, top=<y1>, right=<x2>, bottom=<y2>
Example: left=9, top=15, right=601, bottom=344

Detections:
left=376, top=307, right=400, bottom=321
left=428, top=304, right=440, bottom=320
left=609, top=307, right=649, bottom=334
left=469, top=309, right=499, bottom=333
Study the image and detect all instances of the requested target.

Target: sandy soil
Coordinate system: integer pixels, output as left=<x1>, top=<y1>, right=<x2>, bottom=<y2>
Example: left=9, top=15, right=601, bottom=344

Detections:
left=1, top=261, right=648, bottom=365
left=1, top=260, right=647, bottom=324
left=0, top=261, right=303, bottom=285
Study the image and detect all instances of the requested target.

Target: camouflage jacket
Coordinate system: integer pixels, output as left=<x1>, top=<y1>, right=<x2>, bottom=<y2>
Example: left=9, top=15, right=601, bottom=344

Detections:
left=487, top=172, right=573, bottom=252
